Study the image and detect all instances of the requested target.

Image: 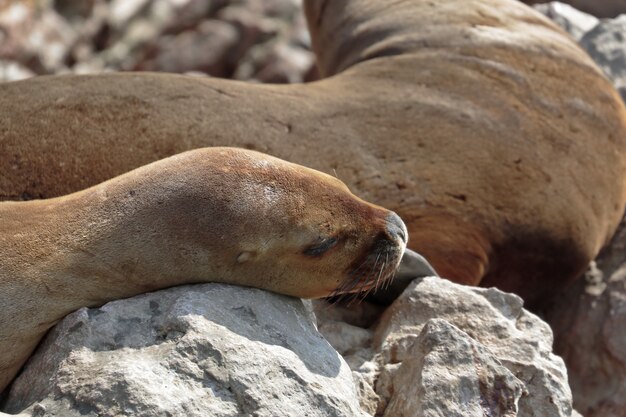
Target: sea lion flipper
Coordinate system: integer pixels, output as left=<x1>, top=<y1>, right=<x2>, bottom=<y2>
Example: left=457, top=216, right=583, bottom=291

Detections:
left=396, top=248, right=439, bottom=280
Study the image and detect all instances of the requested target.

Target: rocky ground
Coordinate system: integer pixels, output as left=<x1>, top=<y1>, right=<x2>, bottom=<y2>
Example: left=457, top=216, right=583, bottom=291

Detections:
left=2, top=1, right=626, bottom=416
left=0, top=0, right=316, bottom=83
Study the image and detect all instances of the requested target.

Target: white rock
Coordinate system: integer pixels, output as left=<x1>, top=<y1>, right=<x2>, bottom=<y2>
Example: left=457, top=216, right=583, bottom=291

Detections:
left=382, top=319, right=524, bottom=417
left=2, top=284, right=367, bottom=417
left=0, top=60, right=34, bottom=82
left=371, top=277, right=574, bottom=417
left=580, top=15, right=626, bottom=102
left=532, top=2, right=599, bottom=40
left=108, top=0, right=151, bottom=29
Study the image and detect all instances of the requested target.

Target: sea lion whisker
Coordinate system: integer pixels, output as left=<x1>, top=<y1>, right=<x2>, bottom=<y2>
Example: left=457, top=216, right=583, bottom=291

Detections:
left=373, top=253, right=386, bottom=292
left=347, top=256, right=380, bottom=305
left=333, top=255, right=376, bottom=297
left=342, top=268, right=370, bottom=305
left=363, top=257, right=389, bottom=302
left=381, top=252, right=390, bottom=291
left=384, top=254, right=396, bottom=290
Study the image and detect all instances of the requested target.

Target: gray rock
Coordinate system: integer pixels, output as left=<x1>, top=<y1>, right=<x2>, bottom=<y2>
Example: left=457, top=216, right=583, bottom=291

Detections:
left=2, top=284, right=366, bottom=417
left=315, top=276, right=576, bottom=416
left=547, top=216, right=626, bottom=417
left=108, top=0, right=151, bottom=29
left=53, top=0, right=98, bottom=20
left=348, top=276, right=573, bottom=417
left=533, top=2, right=599, bottom=40
left=381, top=319, right=524, bottom=417
left=0, top=3, right=77, bottom=74
left=0, top=60, right=35, bottom=82
left=235, top=41, right=314, bottom=83
left=580, top=15, right=626, bottom=102
left=522, top=0, right=626, bottom=18
left=136, top=20, right=240, bottom=76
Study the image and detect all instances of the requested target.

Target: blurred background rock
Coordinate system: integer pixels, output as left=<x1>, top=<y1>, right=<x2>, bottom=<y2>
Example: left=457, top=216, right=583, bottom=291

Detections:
left=0, top=0, right=317, bottom=83
left=523, top=0, right=626, bottom=18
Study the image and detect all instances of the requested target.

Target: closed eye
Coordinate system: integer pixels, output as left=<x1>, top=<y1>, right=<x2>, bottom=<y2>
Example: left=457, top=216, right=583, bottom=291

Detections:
left=303, top=237, right=338, bottom=257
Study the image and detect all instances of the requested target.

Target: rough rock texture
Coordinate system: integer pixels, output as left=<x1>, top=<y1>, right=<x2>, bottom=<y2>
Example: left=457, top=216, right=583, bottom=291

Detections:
left=546, top=217, right=626, bottom=417
left=532, top=5, right=626, bottom=416
left=380, top=319, right=524, bottom=417
left=532, top=2, right=599, bottom=40
left=580, top=15, right=626, bottom=102
left=1, top=277, right=579, bottom=417
left=523, top=0, right=626, bottom=18
left=2, top=284, right=365, bottom=417
left=316, top=277, right=578, bottom=417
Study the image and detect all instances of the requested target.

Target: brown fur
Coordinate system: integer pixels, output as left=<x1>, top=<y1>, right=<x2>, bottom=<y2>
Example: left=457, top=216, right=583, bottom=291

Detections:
left=0, top=147, right=406, bottom=393
left=0, top=2, right=625, bottom=307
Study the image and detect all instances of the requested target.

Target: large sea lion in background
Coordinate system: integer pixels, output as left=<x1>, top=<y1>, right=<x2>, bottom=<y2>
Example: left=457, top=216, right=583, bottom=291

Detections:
left=0, top=147, right=409, bottom=393
left=1, top=0, right=626, bottom=304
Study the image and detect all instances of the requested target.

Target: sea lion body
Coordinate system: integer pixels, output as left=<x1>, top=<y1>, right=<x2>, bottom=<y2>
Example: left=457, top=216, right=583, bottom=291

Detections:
left=0, top=147, right=408, bottom=393
left=3, top=0, right=624, bottom=303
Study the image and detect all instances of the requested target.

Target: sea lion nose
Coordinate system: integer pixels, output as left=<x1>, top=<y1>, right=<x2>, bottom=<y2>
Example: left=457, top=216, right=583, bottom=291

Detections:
left=385, top=212, right=408, bottom=244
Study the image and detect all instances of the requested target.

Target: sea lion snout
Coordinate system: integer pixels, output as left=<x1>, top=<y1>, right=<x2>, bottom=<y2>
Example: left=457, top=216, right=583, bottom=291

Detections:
left=385, top=212, right=408, bottom=245
left=369, top=211, right=407, bottom=267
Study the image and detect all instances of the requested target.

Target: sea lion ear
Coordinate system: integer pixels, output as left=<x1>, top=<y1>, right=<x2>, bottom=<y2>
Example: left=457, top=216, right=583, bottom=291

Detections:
left=367, top=248, right=439, bottom=305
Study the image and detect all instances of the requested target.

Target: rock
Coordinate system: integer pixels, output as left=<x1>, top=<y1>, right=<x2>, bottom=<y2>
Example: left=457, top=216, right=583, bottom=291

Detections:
left=135, top=20, right=240, bottom=76
left=317, top=319, right=373, bottom=357
left=546, top=216, right=626, bottom=417
left=0, top=60, right=35, bottom=82
left=0, top=0, right=312, bottom=83
left=312, top=299, right=385, bottom=330
left=2, top=284, right=366, bottom=417
left=522, top=0, right=626, bottom=18
left=235, top=41, right=314, bottom=83
left=249, top=0, right=303, bottom=18
left=381, top=319, right=525, bottom=417
left=217, top=5, right=280, bottom=49
left=107, top=0, right=151, bottom=30
left=580, top=15, right=626, bottom=102
left=0, top=2, right=78, bottom=74
left=159, top=0, right=226, bottom=33
left=372, top=277, right=574, bottom=417
left=313, top=277, right=576, bottom=417
left=532, top=2, right=599, bottom=40
left=53, top=0, right=98, bottom=20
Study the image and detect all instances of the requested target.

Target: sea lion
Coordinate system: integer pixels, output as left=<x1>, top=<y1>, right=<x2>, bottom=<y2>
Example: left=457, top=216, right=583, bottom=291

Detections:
left=1, top=0, right=626, bottom=301
left=0, top=147, right=409, bottom=394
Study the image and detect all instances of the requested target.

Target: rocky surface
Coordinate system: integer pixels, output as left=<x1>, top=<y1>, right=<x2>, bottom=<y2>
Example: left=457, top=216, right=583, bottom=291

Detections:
left=316, top=277, right=577, bottom=417
left=0, top=0, right=315, bottom=83
left=532, top=2, right=599, bottom=40
left=528, top=6, right=626, bottom=415
left=580, top=16, right=626, bottom=102
left=524, top=0, right=626, bottom=18
left=546, top=218, right=626, bottom=417
left=2, top=277, right=578, bottom=417
left=2, top=284, right=365, bottom=417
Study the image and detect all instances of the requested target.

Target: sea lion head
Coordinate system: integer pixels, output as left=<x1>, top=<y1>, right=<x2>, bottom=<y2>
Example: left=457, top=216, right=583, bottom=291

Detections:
left=118, top=148, right=408, bottom=299
left=207, top=148, right=408, bottom=299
